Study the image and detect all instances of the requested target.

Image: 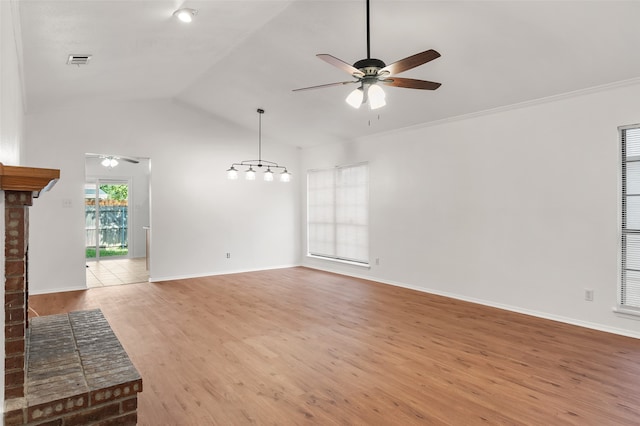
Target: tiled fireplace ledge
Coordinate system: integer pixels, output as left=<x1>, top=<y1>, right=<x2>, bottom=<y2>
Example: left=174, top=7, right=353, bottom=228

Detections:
left=4, top=309, right=142, bottom=425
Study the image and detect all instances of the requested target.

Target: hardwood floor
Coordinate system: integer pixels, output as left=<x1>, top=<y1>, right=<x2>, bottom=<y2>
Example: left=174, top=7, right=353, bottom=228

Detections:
left=29, top=267, right=640, bottom=425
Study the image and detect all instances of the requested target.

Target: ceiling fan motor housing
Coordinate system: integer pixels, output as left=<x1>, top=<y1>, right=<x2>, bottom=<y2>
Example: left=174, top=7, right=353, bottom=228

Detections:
left=354, top=58, right=386, bottom=76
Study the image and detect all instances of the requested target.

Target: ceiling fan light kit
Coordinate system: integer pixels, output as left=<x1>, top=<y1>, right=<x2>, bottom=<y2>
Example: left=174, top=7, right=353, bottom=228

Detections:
left=101, top=157, right=118, bottom=168
left=294, top=0, right=441, bottom=109
left=345, top=87, right=364, bottom=108
left=226, top=109, right=291, bottom=182
left=87, top=154, right=140, bottom=169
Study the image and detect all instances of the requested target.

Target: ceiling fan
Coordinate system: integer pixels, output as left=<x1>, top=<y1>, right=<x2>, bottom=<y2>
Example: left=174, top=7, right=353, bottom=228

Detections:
left=86, top=153, right=140, bottom=168
left=293, top=0, right=441, bottom=110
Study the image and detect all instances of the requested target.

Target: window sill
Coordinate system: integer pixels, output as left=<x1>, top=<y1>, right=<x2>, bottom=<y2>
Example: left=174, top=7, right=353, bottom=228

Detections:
left=613, top=306, right=640, bottom=320
left=306, top=254, right=370, bottom=269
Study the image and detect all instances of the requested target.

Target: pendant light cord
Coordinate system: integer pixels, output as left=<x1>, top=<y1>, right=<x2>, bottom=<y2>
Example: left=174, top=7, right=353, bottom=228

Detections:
left=257, top=108, right=264, bottom=165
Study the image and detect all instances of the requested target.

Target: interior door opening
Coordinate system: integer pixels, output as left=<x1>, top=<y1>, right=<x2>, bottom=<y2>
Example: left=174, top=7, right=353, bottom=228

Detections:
left=85, top=154, right=151, bottom=287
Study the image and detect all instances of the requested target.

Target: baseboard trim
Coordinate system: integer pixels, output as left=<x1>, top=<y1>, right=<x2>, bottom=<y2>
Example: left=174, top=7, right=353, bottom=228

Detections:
left=29, top=284, right=88, bottom=295
left=149, top=264, right=299, bottom=283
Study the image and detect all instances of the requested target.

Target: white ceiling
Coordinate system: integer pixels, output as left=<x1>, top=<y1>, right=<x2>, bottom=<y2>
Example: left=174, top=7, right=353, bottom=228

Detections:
left=17, top=0, right=640, bottom=147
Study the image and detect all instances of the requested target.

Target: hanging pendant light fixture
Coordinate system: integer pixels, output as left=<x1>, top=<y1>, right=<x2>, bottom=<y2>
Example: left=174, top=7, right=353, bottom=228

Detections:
left=226, top=109, right=291, bottom=182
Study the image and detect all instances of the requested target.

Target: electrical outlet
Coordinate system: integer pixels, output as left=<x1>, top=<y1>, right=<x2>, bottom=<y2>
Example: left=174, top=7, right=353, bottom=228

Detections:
left=375, top=258, right=380, bottom=265
left=62, top=199, right=72, bottom=208
left=226, top=253, right=230, bottom=259
left=585, top=289, right=594, bottom=301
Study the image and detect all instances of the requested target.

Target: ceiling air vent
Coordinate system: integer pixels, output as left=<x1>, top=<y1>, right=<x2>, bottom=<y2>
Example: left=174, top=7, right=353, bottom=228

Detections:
left=67, top=54, right=92, bottom=65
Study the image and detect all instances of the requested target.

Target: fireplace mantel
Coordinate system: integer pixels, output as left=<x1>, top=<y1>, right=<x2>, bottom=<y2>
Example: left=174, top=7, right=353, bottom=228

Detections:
left=0, top=163, right=60, bottom=196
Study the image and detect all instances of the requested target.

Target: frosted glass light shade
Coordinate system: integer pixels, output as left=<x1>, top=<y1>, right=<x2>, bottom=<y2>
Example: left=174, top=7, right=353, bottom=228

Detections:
left=245, top=166, right=256, bottom=180
left=101, top=158, right=118, bottom=168
left=226, top=166, right=238, bottom=180
left=345, top=87, right=364, bottom=108
left=264, top=168, right=274, bottom=181
left=368, top=85, right=386, bottom=110
left=280, top=170, right=291, bottom=182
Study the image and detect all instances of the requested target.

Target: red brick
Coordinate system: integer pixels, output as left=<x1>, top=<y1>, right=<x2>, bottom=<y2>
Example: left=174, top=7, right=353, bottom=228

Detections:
left=28, top=396, right=88, bottom=422
left=5, top=237, right=26, bottom=257
left=5, top=207, right=25, bottom=222
left=91, top=382, right=140, bottom=406
left=5, top=218, right=25, bottom=237
left=5, top=306, right=25, bottom=323
left=5, top=191, right=32, bottom=206
left=93, top=412, right=137, bottom=426
left=5, top=385, right=24, bottom=399
left=5, top=338, right=24, bottom=355
left=5, top=323, right=25, bottom=339
left=121, top=396, right=137, bottom=413
left=5, top=276, right=25, bottom=291
left=5, top=259, right=25, bottom=276
left=32, top=419, right=62, bottom=426
left=5, top=354, right=24, bottom=370
left=3, top=408, right=25, bottom=425
left=5, top=369, right=24, bottom=386
left=64, top=403, right=120, bottom=426
left=5, top=292, right=25, bottom=309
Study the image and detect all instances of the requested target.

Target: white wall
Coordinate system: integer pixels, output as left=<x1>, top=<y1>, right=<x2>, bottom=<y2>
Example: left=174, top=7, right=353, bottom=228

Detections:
left=0, top=0, right=23, bottom=165
left=1, top=0, right=26, bottom=413
left=301, top=80, right=640, bottom=338
left=25, top=99, right=301, bottom=293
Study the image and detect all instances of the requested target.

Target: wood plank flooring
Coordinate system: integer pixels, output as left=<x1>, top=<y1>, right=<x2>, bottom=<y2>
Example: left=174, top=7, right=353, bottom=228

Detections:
left=28, top=267, right=640, bottom=425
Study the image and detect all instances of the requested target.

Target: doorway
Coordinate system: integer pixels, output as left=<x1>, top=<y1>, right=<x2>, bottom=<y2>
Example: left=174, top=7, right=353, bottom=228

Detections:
left=85, top=154, right=151, bottom=287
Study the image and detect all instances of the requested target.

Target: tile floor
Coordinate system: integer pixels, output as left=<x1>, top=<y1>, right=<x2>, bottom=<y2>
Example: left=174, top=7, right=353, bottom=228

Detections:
left=86, top=257, right=149, bottom=288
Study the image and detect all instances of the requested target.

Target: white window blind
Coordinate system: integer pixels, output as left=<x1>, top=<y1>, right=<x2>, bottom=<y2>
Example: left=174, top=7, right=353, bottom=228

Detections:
left=308, top=163, right=369, bottom=264
left=621, top=126, right=640, bottom=308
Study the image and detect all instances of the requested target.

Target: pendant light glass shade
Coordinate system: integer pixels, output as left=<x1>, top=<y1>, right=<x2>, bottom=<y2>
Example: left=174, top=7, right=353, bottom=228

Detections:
left=226, top=166, right=238, bottom=180
left=280, top=169, right=291, bottom=182
left=264, top=168, right=274, bottom=181
left=368, top=84, right=386, bottom=110
left=245, top=166, right=256, bottom=180
left=346, top=87, right=364, bottom=108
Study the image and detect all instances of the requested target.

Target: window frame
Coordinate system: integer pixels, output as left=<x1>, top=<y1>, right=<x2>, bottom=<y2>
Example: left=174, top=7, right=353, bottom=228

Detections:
left=306, top=162, right=370, bottom=266
left=619, top=124, right=640, bottom=314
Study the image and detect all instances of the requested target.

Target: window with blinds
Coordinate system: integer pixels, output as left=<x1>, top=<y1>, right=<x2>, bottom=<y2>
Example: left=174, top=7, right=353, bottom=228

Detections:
left=307, top=163, right=369, bottom=264
left=621, top=126, right=640, bottom=309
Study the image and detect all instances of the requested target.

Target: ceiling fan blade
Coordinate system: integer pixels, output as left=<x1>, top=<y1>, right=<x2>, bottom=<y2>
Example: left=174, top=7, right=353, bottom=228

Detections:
left=380, top=49, right=440, bottom=76
left=293, top=81, right=358, bottom=92
left=380, top=77, right=441, bottom=90
left=117, top=157, right=140, bottom=164
left=86, top=153, right=140, bottom=164
left=317, top=54, right=364, bottom=77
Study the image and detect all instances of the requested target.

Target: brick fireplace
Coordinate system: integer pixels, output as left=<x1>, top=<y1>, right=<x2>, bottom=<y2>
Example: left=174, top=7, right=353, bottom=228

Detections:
left=1, top=164, right=142, bottom=425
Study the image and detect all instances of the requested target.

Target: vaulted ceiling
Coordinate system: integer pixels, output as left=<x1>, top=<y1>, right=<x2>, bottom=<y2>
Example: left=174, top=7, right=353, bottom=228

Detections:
left=17, top=0, right=640, bottom=147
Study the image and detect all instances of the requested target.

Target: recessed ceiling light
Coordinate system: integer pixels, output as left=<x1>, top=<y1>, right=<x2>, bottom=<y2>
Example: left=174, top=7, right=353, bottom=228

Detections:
left=173, top=8, right=197, bottom=23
